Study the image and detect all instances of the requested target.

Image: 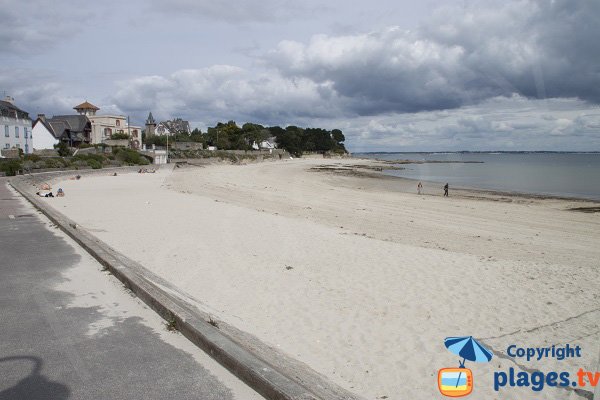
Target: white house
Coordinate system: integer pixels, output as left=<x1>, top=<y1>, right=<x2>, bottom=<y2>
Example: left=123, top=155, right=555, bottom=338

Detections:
left=251, top=137, right=278, bottom=150
left=32, top=114, right=92, bottom=149
left=31, top=115, right=59, bottom=150
left=1, top=96, right=32, bottom=154
left=155, top=118, right=191, bottom=136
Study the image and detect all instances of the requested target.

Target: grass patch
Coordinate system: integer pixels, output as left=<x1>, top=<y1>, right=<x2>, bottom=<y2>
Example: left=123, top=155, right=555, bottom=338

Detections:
left=207, top=316, right=219, bottom=328
left=165, top=314, right=178, bottom=331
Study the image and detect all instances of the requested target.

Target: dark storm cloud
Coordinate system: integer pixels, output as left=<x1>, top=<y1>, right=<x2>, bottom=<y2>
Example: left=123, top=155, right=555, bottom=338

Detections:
left=265, top=0, right=600, bottom=115
left=0, top=0, right=93, bottom=54
left=0, top=68, right=76, bottom=116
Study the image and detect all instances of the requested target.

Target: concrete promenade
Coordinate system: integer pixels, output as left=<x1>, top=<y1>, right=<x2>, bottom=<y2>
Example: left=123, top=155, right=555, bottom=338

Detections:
left=0, top=178, right=263, bottom=400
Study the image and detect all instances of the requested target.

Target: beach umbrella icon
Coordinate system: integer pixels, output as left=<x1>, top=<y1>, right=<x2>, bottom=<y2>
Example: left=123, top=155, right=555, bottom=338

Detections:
left=445, top=336, right=493, bottom=366
left=444, top=336, right=493, bottom=388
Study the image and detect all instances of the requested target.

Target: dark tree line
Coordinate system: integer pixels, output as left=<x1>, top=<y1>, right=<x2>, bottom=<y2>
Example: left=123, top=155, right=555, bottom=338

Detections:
left=143, top=121, right=346, bottom=157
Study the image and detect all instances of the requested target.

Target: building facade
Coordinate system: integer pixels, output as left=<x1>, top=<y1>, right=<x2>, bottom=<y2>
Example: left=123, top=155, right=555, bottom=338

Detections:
left=72, top=101, right=142, bottom=149
left=1, top=96, right=32, bottom=154
left=88, top=115, right=142, bottom=149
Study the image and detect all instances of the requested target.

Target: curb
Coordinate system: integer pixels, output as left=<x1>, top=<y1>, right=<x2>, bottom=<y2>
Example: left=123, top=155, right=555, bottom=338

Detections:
left=10, top=172, right=361, bottom=400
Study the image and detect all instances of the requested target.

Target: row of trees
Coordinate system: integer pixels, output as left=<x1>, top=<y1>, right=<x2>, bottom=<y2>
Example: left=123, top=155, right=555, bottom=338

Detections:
left=143, top=121, right=346, bottom=156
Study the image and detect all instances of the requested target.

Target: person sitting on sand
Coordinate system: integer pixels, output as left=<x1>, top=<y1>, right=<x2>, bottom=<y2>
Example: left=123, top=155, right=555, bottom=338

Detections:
left=41, top=183, right=51, bottom=190
left=56, top=188, right=65, bottom=197
left=417, top=181, right=423, bottom=195
left=443, top=183, right=449, bottom=197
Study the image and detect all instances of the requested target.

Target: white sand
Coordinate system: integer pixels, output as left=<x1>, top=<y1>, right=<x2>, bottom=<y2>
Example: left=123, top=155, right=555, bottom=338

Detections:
left=48, top=159, right=600, bottom=399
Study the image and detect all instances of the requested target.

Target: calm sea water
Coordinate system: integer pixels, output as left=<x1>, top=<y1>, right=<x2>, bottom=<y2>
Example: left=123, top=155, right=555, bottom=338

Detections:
left=353, top=153, right=600, bottom=200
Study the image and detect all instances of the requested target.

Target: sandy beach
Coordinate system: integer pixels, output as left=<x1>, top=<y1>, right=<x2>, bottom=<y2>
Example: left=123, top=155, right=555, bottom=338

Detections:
left=45, top=158, right=599, bottom=399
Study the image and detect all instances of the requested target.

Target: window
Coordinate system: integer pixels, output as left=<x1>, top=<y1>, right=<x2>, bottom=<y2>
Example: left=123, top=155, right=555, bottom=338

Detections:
left=104, top=128, right=112, bottom=137
left=4, top=126, right=8, bottom=137
left=25, top=144, right=29, bottom=153
left=23, top=127, right=28, bottom=138
left=15, top=143, right=20, bottom=148
left=116, top=120, right=121, bottom=127
left=15, top=127, right=19, bottom=138
left=4, top=143, right=9, bottom=149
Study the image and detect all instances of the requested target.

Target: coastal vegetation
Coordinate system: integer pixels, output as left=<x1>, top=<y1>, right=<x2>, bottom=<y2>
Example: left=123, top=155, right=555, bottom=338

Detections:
left=144, top=121, right=347, bottom=156
left=0, top=148, right=150, bottom=176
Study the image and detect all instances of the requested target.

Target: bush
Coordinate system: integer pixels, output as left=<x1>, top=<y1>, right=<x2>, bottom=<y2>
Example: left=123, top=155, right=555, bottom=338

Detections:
left=0, top=160, right=23, bottom=176
left=43, top=158, right=68, bottom=168
left=74, top=153, right=105, bottom=163
left=24, top=154, right=42, bottom=162
left=114, top=148, right=150, bottom=165
left=87, top=159, right=103, bottom=169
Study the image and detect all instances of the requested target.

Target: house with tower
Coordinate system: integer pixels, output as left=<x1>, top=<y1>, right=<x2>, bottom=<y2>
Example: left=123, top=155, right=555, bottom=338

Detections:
left=32, top=101, right=143, bottom=150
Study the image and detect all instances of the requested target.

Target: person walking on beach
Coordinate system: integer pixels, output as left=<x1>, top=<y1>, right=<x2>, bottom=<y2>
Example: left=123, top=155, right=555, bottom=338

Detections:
left=443, top=183, right=449, bottom=197
left=417, top=181, right=423, bottom=195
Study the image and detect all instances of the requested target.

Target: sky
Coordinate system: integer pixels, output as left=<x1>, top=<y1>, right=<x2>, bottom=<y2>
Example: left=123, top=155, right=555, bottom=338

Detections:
left=1, top=0, right=599, bottom=152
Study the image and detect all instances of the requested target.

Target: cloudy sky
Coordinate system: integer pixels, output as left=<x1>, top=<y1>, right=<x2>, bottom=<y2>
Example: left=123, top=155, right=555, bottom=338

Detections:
left=2, top=0, right=599, bottom=151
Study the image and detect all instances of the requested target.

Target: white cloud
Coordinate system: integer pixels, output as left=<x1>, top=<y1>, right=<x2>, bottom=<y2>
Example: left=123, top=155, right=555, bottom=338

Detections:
left=112, top=65, right=341, bottom=123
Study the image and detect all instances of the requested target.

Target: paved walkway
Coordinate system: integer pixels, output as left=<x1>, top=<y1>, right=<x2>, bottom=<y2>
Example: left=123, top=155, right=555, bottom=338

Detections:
left=0, top=178, right=264, bottom=400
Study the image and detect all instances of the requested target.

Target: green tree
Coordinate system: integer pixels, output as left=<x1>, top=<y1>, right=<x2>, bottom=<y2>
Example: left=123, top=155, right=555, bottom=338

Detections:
left=332, top=129, right=345, bottom=144
left=110, top=132, right=130, bottom=140
left=54, top=142, right=72, bottom=157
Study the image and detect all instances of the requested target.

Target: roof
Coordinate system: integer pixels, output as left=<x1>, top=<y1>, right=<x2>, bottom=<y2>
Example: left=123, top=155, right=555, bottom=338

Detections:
left=159, top=118, right=191, bottom=134
left=146, top=112, right=156, bottom=125
left=0, top=100, right=30, bottom=120
left=51, top=115, right=91, bottom=132
left=34, top=115, right=91, bottom=140
left=73, top=101, right=99, bottom=111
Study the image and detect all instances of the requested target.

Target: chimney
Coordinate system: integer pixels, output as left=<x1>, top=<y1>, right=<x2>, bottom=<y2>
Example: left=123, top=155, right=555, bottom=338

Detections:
left=4, top=95, right=15, bottom=104
left=38, top=114, right=46, bottom=121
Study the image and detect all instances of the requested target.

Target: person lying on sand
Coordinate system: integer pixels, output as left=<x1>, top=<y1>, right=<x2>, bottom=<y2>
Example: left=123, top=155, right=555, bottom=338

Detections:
left=36, top=191, right=54, bottom=198
left=69, top=175, right=81, bottom=180
left=40, top=183, right=51, bottom=190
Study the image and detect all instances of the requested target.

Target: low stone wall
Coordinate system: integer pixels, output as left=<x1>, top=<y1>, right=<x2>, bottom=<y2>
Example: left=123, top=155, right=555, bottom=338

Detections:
left=33, top=149, right=59, bottom=157
left=171, top=141, right=204, bottom=150
left=12, top=165, right=146, bottom=191
left=103, top=139, right=129, bottom=147
left=1, top=149, right=20, bottom=158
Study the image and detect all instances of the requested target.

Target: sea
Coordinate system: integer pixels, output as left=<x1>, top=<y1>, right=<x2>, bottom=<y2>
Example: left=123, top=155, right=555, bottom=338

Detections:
left=353, top=152, right=600, bottom=201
